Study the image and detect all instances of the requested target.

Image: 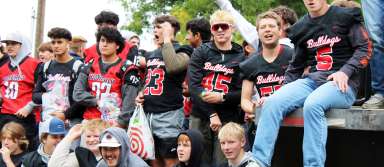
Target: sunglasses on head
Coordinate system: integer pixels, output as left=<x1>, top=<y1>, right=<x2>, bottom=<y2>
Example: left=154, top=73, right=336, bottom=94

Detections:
left=211, top=23, right=231, bottom=31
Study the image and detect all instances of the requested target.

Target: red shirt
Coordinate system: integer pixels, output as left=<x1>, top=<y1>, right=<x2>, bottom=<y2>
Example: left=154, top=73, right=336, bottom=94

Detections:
left=83, top=58, right=123, bottom=120
left=0, top=56, right=39, bottom=114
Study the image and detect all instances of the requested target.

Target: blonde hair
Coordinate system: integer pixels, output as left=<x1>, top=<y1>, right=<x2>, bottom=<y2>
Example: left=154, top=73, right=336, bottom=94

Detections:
left=218, top=122, right=245, bottom=141
left=210, top=10, right=235, bottom=25
left=82, top=119, right=110, bottom=132
left=256, top=11, right=283, bottom=30
left=1, top=122, right=29, bottom=151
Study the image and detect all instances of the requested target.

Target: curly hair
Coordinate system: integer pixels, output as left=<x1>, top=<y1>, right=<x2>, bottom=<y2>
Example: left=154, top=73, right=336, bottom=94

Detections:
left=96, top=27, right=125, bottom=54
left=95, top=10, right=119, bottom=26
left=1, top=122, right=29, bottom=151
left=48, top=27, right=72, bottom=41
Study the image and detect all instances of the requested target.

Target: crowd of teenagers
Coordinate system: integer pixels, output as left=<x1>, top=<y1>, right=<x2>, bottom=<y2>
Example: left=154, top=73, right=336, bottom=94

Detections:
left=0, top=0, right=382, bottom=166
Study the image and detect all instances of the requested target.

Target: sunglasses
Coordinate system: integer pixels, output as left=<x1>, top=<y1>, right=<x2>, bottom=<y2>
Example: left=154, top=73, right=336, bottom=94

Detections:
left=211, top=23, right=231, bottom=31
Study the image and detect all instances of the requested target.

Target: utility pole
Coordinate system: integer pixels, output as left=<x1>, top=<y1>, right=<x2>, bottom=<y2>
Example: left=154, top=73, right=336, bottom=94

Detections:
left=34, top=0, right=46, bottom=58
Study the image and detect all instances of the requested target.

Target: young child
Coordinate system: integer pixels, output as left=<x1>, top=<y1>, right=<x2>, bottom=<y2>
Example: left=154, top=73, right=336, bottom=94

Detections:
left=175, top=129, right=204, bottom=167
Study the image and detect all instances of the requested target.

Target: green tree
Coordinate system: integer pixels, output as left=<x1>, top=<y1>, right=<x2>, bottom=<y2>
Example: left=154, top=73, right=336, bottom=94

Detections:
left=118, top=0, right=360, bottom=44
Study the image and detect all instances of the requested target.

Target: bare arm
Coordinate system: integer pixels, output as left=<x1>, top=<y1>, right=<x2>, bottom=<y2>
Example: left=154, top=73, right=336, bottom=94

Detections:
left=241, top=80, right=255, bottom=114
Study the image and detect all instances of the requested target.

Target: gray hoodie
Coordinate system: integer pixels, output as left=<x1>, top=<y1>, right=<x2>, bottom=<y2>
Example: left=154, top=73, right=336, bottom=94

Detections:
left=2, top=32, right=37, bottom=112
left=2, top=32, right=32, bottom=67
left=96, top=127, right=149, bottom=167
left=228, top=152, right=259, bottom=167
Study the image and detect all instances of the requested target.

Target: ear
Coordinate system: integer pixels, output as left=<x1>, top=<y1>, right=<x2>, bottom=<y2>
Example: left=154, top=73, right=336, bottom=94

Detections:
left=240, top=137, right=246, bottom=148
left=194, top=32, right=201, bottom=39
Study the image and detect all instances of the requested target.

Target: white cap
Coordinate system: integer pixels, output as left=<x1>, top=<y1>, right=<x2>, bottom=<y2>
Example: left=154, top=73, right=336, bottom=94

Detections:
left=98, top=132, right=121, bottom=147
left=1, top=32, right=23, bottom=44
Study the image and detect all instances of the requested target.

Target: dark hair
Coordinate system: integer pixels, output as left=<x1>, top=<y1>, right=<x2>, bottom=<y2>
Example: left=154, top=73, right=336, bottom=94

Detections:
left=38, top=42, right=53, bottom=53
left=95, top=11, right=119, bottom=26
left=48, top=27, right=72, bottom=41
left=153, top=15, right=180, bottom=35
left=0, top=45, right=3, bottom=54
left=96, top=27, right=125, bottom=54
left=242, top=40, right=251, bottom=56
left=186, top=18, right=211, bottom=41
left=129, top=35, right=140, bottom=41
left=271, top=6, right=298, bottom=26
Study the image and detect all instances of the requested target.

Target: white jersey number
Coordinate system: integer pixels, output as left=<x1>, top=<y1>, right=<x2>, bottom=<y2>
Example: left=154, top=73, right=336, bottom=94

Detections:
left=4, top=81, right=19, bottom=99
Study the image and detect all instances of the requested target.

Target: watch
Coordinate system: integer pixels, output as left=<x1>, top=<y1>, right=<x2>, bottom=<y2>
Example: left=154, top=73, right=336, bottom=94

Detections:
left=222, top=93, right=226, bottom=102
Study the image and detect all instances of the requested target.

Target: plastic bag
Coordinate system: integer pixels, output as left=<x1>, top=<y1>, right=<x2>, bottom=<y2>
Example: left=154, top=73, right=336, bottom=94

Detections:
left=127, top=105, right=155, bottom=160
left=99, top=93, right=121, bottom=125
left=41, top=80, right=70, bottom=121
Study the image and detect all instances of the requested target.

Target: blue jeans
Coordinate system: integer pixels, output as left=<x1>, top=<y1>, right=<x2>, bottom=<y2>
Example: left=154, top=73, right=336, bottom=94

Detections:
left=252, top=78, right=356, bottom=167
left=362, top=0, right=384, bottom=95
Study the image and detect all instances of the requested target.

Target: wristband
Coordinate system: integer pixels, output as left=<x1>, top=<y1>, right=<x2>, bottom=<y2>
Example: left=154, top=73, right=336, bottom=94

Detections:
left=210, top=113, right=218, bottom=118
left=222, top=93, right=226, bottom=102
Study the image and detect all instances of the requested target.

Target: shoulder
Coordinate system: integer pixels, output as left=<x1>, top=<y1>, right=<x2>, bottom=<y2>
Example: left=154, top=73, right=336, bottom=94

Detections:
left=176, top=45, right=194, bottom=57
left=24, top=56, right=40, bottom=66
left=78, top=63, right=92, bottom=74
left=280, top=45, right=294, bottom=59
left=245, top=161, right=260, bottom=167
left=193, top=42, right=214, bottom=57
left=240, top=52, right=261, bottom=69
left=22, top=151, right=40, bottom=162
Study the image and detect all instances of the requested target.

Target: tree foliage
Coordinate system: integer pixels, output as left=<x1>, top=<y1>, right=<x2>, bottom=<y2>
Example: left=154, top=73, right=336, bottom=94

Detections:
left=118, top=0, right=360, bottom=44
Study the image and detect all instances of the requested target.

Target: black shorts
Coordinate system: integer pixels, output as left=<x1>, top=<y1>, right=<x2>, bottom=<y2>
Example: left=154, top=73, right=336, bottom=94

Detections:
left=153, top=135, right=178, bottom=159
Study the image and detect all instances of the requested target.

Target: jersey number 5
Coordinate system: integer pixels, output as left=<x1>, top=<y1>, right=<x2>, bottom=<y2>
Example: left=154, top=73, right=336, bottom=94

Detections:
left=144, top=68, right=165, bottom=95
left=259, top=85, right=281, bottom=97
left=4, top=81, right=19, bottom=99
left=316, top=46, right=333, bottom=71
left=202, top=73, right=232, bottom=93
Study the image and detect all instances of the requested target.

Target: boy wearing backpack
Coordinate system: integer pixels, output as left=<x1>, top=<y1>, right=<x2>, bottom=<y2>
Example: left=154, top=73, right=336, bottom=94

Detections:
left=33, top=27, right=84, bottom=124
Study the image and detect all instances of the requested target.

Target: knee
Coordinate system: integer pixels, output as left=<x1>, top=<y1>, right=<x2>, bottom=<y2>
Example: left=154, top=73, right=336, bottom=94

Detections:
left=303, top=98, right=325, bottom=118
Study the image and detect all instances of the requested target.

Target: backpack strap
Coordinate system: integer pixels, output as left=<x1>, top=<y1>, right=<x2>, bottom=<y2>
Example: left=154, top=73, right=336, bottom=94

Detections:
left=42, top=60, right=52, bottom=79
left=72, top=59, right=83, bottom=74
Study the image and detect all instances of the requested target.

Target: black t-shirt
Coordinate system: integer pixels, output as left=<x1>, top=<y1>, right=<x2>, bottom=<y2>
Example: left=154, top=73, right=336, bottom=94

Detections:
left=32, top=58, right=85, bottom=120
left=33, top=58, right=82, bottom=104
left=240, top=45, right=293, bottom=97
left=0, top=151, right=26, bottom=167
left=143, top=42, right=188, bottom=113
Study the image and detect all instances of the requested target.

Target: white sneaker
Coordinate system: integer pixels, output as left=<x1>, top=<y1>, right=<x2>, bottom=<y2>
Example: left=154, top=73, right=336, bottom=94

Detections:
left=362, top=93, right=384, bottom=109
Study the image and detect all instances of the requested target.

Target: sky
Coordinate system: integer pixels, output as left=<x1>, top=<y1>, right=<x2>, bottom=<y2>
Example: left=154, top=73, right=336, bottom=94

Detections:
left=0, top=0, right=155, bottom=51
